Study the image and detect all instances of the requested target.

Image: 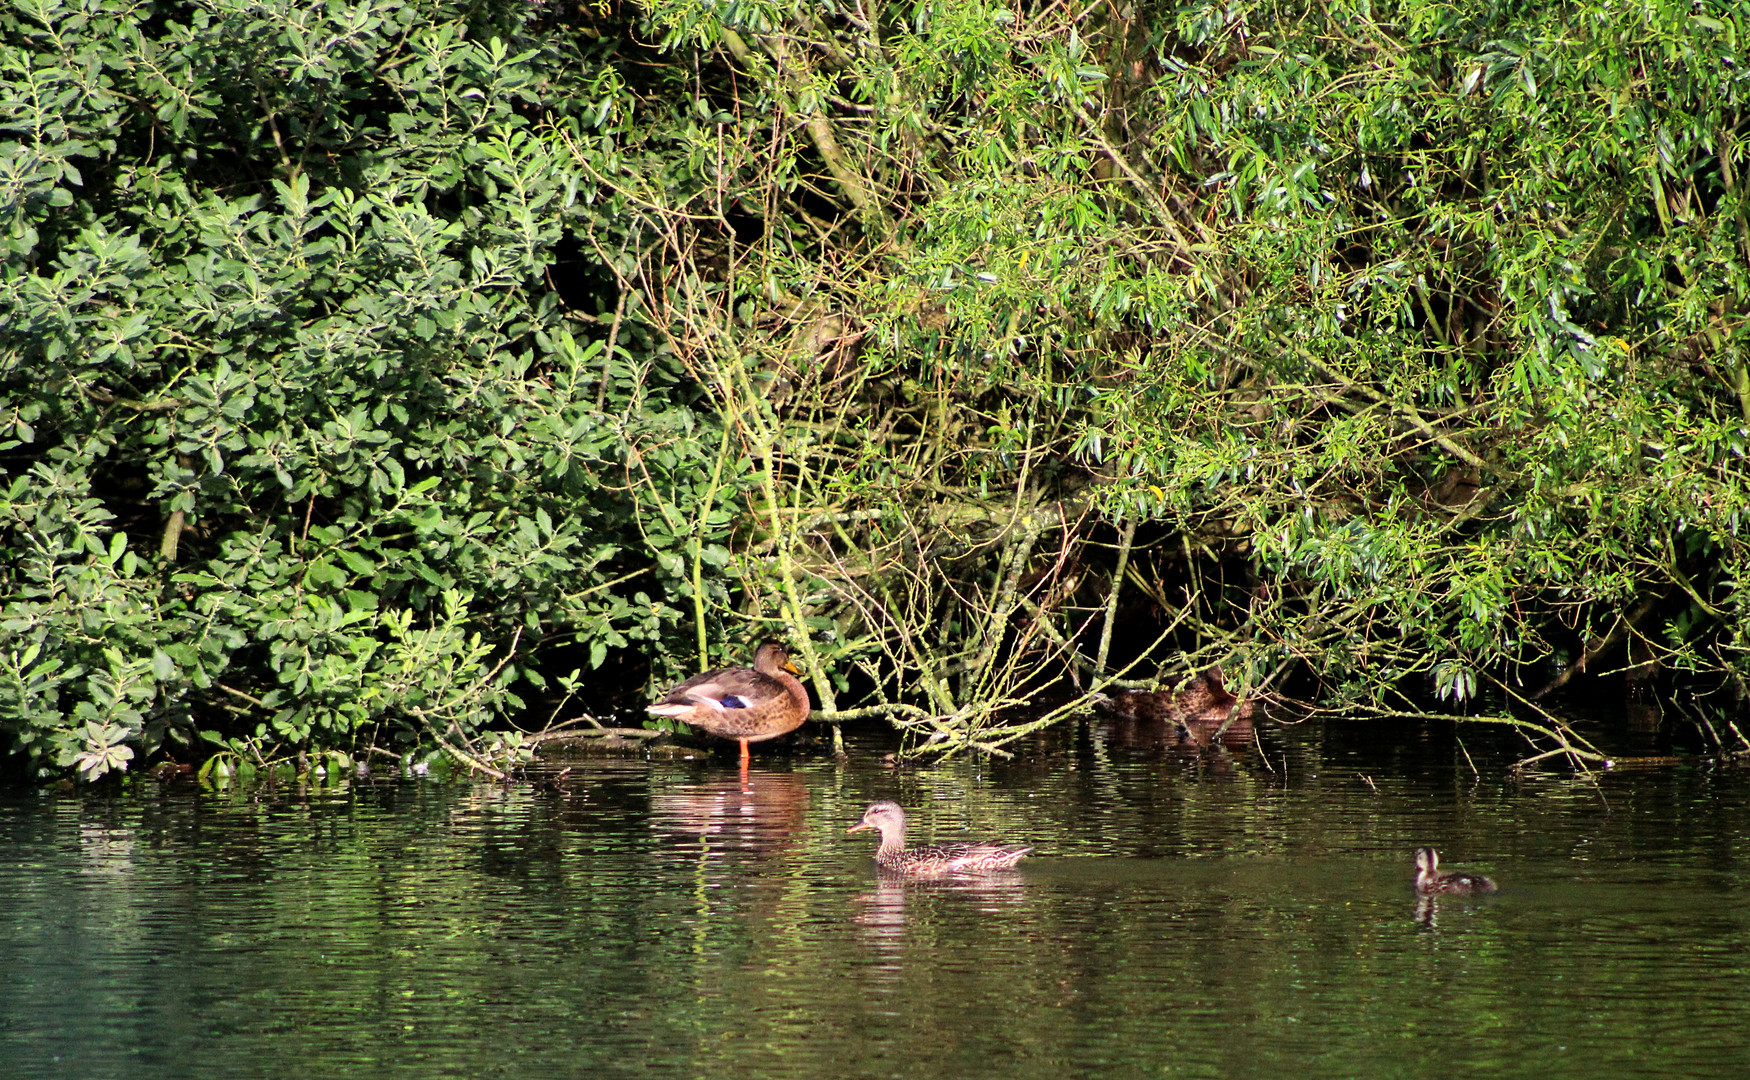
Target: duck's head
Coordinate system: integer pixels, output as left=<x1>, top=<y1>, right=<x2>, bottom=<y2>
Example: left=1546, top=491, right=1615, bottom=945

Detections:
left=846, top=800, right=906, bottom=835
left=754, top=640, right=801, bottom=675
left=1414, top=847, right=1439, bottom=874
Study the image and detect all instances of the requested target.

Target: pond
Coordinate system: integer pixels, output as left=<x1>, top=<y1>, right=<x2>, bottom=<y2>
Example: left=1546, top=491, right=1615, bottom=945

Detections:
left=2, top=715, right=1748, bottom=1079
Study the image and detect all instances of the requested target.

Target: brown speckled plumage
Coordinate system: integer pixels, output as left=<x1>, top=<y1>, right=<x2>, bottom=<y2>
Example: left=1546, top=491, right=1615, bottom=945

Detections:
left=847, top=801, right=1030, bottom=876
left=1414, top=847, right=1497, bottom=895
left=647, top=641, right=809, bottom=760
left=1095, top=666, right=1252, bottom=726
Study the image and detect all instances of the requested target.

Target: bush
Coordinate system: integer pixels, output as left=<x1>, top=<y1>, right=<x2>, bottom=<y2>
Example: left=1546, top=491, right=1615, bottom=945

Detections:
left=0, top=0, right=745, bottom=778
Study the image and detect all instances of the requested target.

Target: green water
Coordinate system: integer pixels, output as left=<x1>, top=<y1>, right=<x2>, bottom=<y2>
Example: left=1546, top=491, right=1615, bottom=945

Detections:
left=2, top=720, right=1748, bottom=1079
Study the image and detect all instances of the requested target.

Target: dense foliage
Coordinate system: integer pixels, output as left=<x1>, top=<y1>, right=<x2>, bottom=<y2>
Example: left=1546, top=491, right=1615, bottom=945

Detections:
left=0, top=0, right=735, bottom=778
left=612, top=0, right=1750, bottom=752
left=5, top=0, right=1750, bottom=777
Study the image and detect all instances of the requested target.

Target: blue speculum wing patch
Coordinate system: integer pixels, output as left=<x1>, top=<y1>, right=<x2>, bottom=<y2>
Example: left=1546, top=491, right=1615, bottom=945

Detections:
left=718, top=696, right=750, bottom=710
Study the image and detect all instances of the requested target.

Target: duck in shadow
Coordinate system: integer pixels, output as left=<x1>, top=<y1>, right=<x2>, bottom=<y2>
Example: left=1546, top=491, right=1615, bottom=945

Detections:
left=1095, top=666, right=1256, bottom=747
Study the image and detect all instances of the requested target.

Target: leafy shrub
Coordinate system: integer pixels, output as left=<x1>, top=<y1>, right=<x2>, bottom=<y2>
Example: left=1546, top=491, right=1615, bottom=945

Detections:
left=1, top=0, right=745, bottom=778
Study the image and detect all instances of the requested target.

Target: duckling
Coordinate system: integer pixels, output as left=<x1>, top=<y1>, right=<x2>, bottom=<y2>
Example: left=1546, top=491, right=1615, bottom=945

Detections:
left=847, top=801, right=1031, bottom=876
left=1414, top=847, right=1497, bottom=895
left=647, top=641, right=810, bottom=762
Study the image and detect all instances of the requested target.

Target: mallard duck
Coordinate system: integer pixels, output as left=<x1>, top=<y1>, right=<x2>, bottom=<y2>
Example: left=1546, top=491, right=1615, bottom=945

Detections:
left=647, top=641, right=810, bottom=762
left=1414, top=847, right=1497, bottom=895
left=1096, top=665, right=1251, bottom=725
left=847, top=801, right=1030, bottom=875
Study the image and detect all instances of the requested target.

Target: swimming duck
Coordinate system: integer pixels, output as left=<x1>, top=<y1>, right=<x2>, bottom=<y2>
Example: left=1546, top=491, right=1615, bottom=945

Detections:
left=646, top=641, right=810, bottom=762
left=1096, top=665, right=1252, bottom=726
left=847, top=801, right=1031, bottom=875
left=1414, top=847, right=1497, bottom=895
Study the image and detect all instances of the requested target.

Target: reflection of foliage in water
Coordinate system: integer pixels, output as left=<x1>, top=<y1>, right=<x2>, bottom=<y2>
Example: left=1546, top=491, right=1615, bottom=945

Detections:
left=4, top=755, right=1749, bottom=1079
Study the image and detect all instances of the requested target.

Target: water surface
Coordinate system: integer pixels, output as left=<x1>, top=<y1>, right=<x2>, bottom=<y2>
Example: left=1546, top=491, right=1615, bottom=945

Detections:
left=2, top=720, right=1747, bottom=1079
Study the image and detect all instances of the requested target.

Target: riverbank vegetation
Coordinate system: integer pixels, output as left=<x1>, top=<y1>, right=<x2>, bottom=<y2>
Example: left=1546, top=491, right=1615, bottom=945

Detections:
left=5, top=0, right=1750, bottom=779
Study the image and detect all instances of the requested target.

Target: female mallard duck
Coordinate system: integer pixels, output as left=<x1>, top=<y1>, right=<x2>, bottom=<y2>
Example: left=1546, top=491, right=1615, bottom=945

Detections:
left=1096, top=666, right=1251, bottom=725
left=647, top=641, right=809, bottom=762
left=847, top=801, right=1030, bottom=876
left=1414, top=847, right=1497, bottom=895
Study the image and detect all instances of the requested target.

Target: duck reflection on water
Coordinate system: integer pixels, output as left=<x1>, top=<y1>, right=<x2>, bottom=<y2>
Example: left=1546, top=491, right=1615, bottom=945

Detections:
left=1413, top=889, right=1496, bottom=929
left=648, top=769, right=810, bottom=856
left=852, top=871, right=1030, bottom=948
